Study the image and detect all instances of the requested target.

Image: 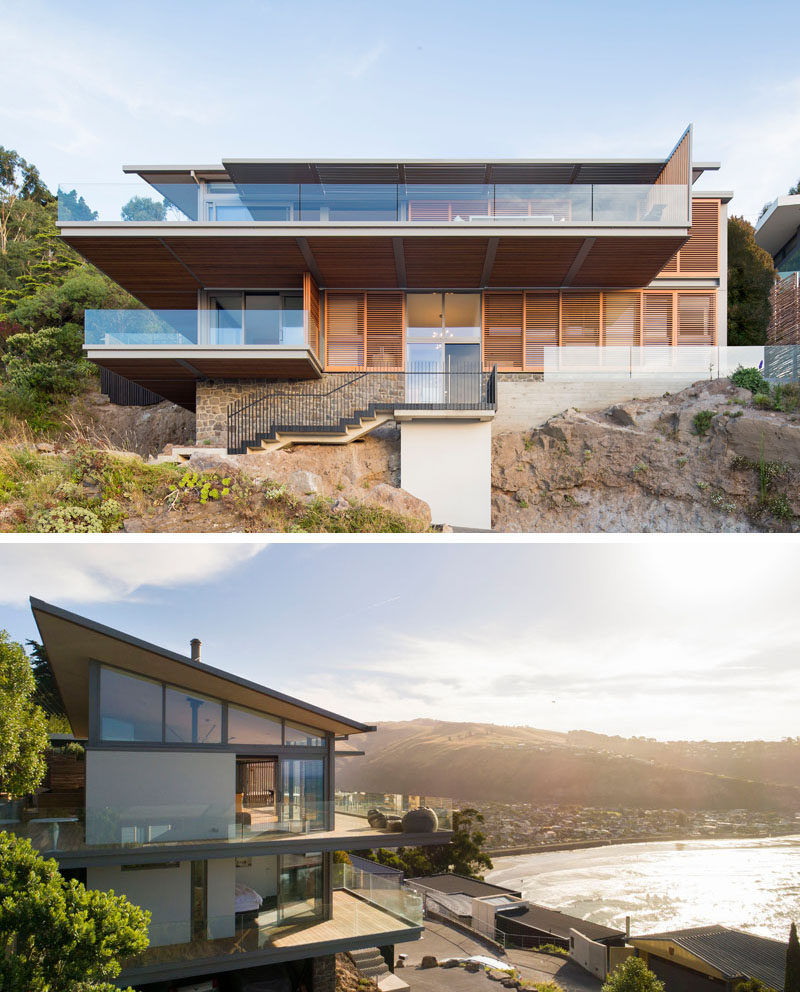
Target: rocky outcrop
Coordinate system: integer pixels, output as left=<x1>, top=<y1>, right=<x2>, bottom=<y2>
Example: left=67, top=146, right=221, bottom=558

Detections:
left=492, top=379, right=800, bottom=533
left=67, top=391, right=195, bottom=457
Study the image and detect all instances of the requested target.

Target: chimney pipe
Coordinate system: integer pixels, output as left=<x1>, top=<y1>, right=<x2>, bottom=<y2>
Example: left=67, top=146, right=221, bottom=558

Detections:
left=190, top=638, right=201, bottom=663
left=626, top=916, right=631, bottom=939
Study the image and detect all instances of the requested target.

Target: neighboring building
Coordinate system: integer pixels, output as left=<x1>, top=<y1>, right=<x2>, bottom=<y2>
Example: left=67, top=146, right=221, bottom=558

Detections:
left=755, top=194, right=800, bottom=347
left=630, top=925, right=788, bottom=992
left=56, top=127, right=730, bottom=527
left=6, top=598, right=452, bottom=991
left=405, top=872, right=521, bottom=906
left=492, top=902, right=625, bottom=951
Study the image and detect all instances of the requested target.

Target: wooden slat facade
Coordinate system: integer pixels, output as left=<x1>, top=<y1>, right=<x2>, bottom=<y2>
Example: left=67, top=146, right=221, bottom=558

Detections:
left=657, top=199, right=720, bottom=277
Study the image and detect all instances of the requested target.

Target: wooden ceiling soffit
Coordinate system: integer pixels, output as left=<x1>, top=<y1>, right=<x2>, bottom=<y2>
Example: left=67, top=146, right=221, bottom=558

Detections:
left=392, top=238, right=407, bottom=286
left=163, top=237, right=307, bottom=288
left=480, top=238, right=499, bottom=287
left=305, top=237, right=398, bottom=288
left=296, top=238, right=323, bottom=285
left=488, top=238, right=584, bottom=287
left=403, top=238, right=487, bottom=287
left=571, top=236, right=689, bottom=287
left=562, top=238, right=596, bottom=286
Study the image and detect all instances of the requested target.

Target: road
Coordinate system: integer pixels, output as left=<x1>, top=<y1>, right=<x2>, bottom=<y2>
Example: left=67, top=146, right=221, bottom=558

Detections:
left=398, top=920, right=601, bottom=992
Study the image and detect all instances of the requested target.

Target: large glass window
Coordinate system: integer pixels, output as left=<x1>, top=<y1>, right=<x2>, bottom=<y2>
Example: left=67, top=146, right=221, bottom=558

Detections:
left=444, top=293, right=481, bottom=341
left=227, top=705, right=283, bottom=746
left=284, top=723, right=324, bottom=747
left=99, top=667, right=163, bottom=742
left=165, top=686, right=222, bottom=744
left=406, top=293, right=443, bottom=340
left=282, top=759, right=325, bottom=828
left=279, top=852, right=323, bottom=921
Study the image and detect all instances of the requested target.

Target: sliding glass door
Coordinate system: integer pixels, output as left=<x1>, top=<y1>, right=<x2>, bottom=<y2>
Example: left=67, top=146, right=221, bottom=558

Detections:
left=278, top=853, right=323, bottom=923
left=208, top=292, right=303, bottom=345
left=406, top=293, right=481, bottom=402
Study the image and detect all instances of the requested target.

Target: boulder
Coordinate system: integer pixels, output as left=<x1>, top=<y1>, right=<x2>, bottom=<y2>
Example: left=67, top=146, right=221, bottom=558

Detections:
left=607, top=405, right=637, bottom=428
left=420, top=956, right=438, bottom=970
left=401, top=807, right=438, bottom=833
left=331, top=496, right=350, bottom=515
left=440, top=960, right=460, bottom=969
left=361, top=483, right=431, bottom=527
left=188, top=452, right=240, bottom=474
left=727, top=416, right=800, bottom=467
left=34, top=442, right=56, bottom=453
left=287, top=469, right=324, bottom=496
left=487, top=970, right=508, bottom=982
left=464, top=961, right=482, bottom=973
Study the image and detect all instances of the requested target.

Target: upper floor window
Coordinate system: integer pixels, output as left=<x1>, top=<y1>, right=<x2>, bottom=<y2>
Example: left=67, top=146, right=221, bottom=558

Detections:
left=284, top=723, right=324, bottom=747
left=165, top=686, right=222, bottom=744
left=227, top=704, right=283, bottom=746
left=99, top=666, right=162, bottom=742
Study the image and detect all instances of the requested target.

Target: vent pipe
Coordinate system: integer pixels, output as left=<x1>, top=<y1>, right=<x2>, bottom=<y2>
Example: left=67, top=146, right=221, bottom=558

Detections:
left=626, top=915, right=631, bottom=939
left=190, top=638, right=201, bottom=663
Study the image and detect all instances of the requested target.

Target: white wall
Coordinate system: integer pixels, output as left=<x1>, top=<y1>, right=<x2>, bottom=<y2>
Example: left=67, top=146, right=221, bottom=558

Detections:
left=570, top=928, right=608, bottom=980
left=88, top=862, right=191, bottom=947
left=234, top=854, right=278, bottom=897
left=208, top=857, right=236, bottom=939
left=400, top=419, right=493, bottom=529
left=85, top=750, right=235, bottom=844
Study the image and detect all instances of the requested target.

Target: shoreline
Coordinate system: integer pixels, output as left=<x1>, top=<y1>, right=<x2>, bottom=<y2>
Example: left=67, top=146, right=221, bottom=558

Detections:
left=486, top=828, right=800, bottom=858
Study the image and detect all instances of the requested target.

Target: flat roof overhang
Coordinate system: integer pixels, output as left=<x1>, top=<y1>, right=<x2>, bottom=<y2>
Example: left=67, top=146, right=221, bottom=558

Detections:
left=60, top=225, right=690, bottom=306
left=755, top=194, right=800, bottom=256
left=31, top=598, right=375, bottom=740
left=85, top=346, right=323, bottom=409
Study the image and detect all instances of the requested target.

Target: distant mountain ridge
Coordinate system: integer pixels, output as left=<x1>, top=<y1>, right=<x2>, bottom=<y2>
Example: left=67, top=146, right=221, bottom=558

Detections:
left=336, top=719, right=800, bottom=811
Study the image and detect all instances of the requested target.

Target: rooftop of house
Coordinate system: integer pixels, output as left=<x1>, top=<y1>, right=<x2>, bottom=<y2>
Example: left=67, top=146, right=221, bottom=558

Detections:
left=30, top=597, right=375, bottom=740
left=405, top=872, right=522, bottom=898
left=630, top=925, right=788, bottom=991
left=755, top=194, right=800, bottom=257
left=496, top=903, right=626, bottom=944
left=122, top=157, right=720, bottom=187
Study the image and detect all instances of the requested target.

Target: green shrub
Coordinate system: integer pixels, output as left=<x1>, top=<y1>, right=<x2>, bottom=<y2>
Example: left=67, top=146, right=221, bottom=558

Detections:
left=753, top=393, right=774, bottom=409
left=35, top=505, right=104, bottom=533
left=692, top=410, right=716, bottom=436
left=731, top=366, right=770, bottom=394
left=2, top=323, right=94, bottom=398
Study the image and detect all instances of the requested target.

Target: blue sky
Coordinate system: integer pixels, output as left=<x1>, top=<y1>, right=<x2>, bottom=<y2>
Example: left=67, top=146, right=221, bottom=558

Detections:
left=0, top=540, right=797, bottom=742
left=2, top=0, right=799, bottom=222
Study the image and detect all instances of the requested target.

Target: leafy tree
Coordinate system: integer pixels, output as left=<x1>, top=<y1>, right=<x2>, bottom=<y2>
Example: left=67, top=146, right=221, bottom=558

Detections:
left=26, top=640, right=66, bottom=720
left=357, top=806, right=494, bottom=879
left=728, top=216, right=776, bottom=346
left=734, top=978, right=776, bottom=992
left=57, top=188, right=98, bottom=222
left=0, top=148, right=52, bottom=256
left=6, top=268, right=137, bottom=332
left=786, top=921, right=800, bottom=992
left=120, top=195, right=167, bottom=222
left=0, top=631, right=49, bottom=798
left=602, top=957, right=665, bottom=992
left=789, top=180, right=800, bottom=197
left=0, top=832, right=150, bottom=992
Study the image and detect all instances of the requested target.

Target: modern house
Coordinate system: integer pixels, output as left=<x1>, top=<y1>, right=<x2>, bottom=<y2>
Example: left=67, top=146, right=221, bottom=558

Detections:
left=4, top=598, right=452, bottom=991
left=57, top=127, right=730, bottom=527
left=755, top=195, right=800, bottom=346
left=629, top=925, right=788, bottom=992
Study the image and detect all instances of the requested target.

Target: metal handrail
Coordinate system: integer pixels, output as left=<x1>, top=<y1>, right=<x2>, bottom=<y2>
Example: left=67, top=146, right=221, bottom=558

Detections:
left=227, top=365, right=498, bottom=454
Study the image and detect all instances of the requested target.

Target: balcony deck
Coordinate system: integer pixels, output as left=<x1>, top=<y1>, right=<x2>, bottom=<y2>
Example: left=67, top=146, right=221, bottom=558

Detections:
left=125, top=889, right=422, bottom=983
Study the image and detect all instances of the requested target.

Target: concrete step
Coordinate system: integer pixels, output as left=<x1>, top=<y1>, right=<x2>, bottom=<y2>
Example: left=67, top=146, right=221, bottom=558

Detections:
left=349, top=949, right=390, bottom=978
left=377, top=974, right=410, bottom=992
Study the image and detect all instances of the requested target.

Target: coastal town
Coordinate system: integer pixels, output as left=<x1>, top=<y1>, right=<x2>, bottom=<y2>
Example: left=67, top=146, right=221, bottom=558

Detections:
left=470, top=801, right=800, bottom=853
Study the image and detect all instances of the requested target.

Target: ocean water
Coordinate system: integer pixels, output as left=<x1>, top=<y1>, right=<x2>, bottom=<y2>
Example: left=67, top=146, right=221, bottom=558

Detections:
left=485, top=835, right=800, bottom=940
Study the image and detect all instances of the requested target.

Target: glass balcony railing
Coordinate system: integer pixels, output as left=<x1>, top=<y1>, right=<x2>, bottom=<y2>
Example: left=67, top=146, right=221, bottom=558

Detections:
left=0, top=797, right=450, bottom=857
left=84, top=309, right=312, bottom=349
left=58, top=181, right=689, bottom=226
left=334, top=791, right=453, bottom=830
left=126, top=888, right=422, bottom=973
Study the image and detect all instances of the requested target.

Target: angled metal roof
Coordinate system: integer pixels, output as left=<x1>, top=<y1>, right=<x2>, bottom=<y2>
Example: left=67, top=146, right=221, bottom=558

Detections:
left=497, top=903, right=625, bottom=943
left=631, top=925, right=788, bottom=991
left=406, top=873, right=521, bottom=897
left=755, top=194, right=800, bottom=257
left=30, top=598, right=376, bottom=739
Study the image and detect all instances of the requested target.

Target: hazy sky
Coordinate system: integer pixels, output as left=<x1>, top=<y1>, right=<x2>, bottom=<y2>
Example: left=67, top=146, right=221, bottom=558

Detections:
left=0, top=540, right=796, bottom=742
left=2, top=0, right=799, bottom=223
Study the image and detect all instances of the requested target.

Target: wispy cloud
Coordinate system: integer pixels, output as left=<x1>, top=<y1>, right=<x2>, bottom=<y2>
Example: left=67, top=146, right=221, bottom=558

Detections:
left=348, top=43, right=386, bottom=79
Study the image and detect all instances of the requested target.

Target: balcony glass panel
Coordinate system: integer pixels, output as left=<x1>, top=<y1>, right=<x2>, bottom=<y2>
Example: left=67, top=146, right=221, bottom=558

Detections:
left=59, top=182, right=689, bottom=225
left=85, top=310, right=198, bottom=346
left=280, top=852, right=323, bottom=921
left=164, top=687, right=223, bottom=745
left=227, top=705, right=282, bottom=746
left=100, top=666, right=163, bottom=742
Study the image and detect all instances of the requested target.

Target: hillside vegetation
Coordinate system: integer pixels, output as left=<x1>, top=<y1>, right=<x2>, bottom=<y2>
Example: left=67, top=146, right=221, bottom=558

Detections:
left=336, top=719, right=800, bottom=811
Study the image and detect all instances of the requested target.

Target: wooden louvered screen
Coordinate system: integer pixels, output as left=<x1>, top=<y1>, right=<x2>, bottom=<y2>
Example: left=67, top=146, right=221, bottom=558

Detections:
left=603, top=292, right=641, bottom=346
left=643, top=293, right=674, bottom=346
left=303, top=272, right=321, bottom=356
left=325, top=292, right=365, bottom=368
left=678, top=200, right=719, bottom=274
left=561, top=293, right=600, bottom=345
left=407, top=201, right=451, bottom=221
left=657, top=198, right=720, bottom=276
left=524, top=293, right=559, bottom=371
left=483, top=292, right=524, bottom=370
left=366, top=292, right=404, bottom=369
left=677, top=292, right=716, bottom=345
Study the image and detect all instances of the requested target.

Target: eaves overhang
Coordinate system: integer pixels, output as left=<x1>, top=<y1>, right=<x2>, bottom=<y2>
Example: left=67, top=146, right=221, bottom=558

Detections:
left=30, top=598, right=376, bottom=740
left=755, top=194, right=800, bottom=257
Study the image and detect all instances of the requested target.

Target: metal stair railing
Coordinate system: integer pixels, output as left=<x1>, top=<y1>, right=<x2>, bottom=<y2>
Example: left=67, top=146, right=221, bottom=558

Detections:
left=227, top=365, right=498, bottom=454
